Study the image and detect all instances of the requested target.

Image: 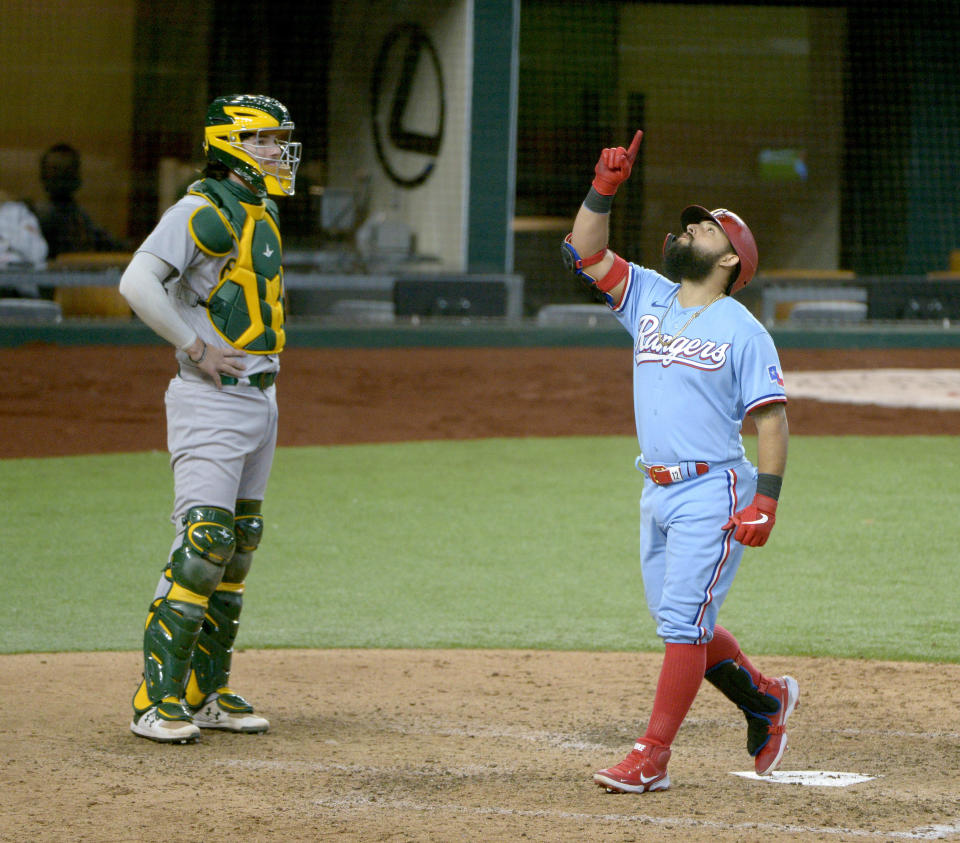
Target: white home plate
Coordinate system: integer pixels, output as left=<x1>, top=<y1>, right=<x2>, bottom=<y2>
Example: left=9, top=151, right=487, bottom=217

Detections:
left=731, top=770, right=876, bottom=787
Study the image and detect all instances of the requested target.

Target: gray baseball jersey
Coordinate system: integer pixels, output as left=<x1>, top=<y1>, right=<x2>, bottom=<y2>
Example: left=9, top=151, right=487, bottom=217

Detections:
left=133, top=182, right=284, bottom=527
left=137, top=194, right=280, bottom=378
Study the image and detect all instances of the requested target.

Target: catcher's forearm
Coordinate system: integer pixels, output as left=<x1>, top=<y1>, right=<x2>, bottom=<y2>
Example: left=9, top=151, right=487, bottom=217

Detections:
left=119, top=251, right=197, bottom=350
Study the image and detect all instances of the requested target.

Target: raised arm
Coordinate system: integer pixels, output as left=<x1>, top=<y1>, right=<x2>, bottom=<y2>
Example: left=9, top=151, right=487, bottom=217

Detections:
left=562, top=130, right=643, bottom=308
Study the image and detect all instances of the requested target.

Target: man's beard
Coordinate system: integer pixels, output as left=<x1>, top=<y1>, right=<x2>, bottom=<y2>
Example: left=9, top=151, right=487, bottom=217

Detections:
left=662, top=237, right=718, bottom=283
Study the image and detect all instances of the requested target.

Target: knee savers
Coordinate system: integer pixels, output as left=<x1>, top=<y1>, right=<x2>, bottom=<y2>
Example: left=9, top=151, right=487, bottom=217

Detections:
left=170, top=506, right=237, bottom=596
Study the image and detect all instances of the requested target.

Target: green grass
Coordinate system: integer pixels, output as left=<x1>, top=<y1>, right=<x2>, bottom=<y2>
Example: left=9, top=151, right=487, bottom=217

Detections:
left=1, top=436, right=958, bottom=661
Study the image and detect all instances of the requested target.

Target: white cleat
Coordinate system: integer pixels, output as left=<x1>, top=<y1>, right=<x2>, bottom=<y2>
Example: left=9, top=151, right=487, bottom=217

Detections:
left=191, top=691, right=269, bottom=733
left=130, top=704, right=201, bottom=744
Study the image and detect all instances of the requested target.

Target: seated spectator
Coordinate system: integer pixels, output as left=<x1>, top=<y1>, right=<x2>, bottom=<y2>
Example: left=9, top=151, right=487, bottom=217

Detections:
left=1, top=181, right=48, bottom=297
left=0, top=189, right=48, bottom=269
left=35, top=143, right=128, bottom=258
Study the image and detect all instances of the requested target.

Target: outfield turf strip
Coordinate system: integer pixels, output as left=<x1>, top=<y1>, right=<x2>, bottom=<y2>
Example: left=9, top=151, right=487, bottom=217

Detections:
left=2, top=435, right=957, bottom=660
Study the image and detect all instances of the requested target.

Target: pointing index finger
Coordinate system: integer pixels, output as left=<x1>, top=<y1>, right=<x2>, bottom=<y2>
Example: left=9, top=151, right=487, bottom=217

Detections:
left=624, top=130, right=644, bottom=162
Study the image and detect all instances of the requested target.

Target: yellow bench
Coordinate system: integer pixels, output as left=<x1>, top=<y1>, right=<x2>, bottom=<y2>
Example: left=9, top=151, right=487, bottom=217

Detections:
left=51, top=252, right=133, bottom=317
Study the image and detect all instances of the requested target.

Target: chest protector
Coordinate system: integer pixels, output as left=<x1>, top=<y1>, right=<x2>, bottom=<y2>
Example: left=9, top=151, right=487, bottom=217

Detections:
left=187, top=178, right=285, bottom=353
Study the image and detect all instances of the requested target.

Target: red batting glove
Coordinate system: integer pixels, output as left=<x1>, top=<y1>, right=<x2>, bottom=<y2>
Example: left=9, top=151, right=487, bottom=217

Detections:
left=591, top=130, right=644, bottom=196
left=723, top=494, right=778, bottom=547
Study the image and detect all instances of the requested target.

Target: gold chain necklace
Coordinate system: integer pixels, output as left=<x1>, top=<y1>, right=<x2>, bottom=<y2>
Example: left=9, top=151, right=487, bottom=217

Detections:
left=657, top=292, right=723, bottom=350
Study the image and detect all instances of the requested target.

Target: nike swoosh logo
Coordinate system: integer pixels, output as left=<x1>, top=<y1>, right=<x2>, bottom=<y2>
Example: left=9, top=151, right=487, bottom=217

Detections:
left=639, top=772, right=659, bottom=784
left=742, top=514, right=769, bottom=525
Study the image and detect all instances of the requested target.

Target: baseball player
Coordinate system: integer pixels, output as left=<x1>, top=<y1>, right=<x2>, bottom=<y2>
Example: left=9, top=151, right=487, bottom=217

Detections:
left=119, top=94, right=300, bottom=743
left=562, top=130, right=798, bottom=792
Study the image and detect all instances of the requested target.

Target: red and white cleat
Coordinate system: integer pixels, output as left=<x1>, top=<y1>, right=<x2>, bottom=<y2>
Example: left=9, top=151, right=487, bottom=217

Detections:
left=593, top=740, right=671, bottom=793
left=754, top=675, right=799, bottom=775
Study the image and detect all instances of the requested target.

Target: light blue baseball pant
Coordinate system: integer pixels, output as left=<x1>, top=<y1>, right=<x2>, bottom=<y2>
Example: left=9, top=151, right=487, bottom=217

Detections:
left=639, top=459, right=757, bottom=644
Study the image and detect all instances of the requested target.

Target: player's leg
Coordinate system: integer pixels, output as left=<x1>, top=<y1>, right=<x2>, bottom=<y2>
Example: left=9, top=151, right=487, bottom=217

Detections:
left=595, top=485, right=686, bottom=794
left=644, top=472, right=747, bottom=734
left=131, top=506, right=236, bottom=743
left=704, top=624, right=799, bottom=774
left=187, top=394, right=277, bottom=732
left=702, top=465, right=799, bottom=773
left=595, top=472, right=744, bottom=793
left=131, top=377, right=246, bottom=743
left=654, top=470, right=747, bottom=645
left=186, top=499, right=269, bottom=732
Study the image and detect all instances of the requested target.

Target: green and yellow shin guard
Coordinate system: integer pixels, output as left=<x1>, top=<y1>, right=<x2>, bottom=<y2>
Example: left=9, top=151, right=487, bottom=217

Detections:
left=133, top=584, right=209, bottom=721
left=185, top=582, right=250, bottom=711
left=133, top=506, right=236, bottom=720
left=185, top=499, right=262, bottom=713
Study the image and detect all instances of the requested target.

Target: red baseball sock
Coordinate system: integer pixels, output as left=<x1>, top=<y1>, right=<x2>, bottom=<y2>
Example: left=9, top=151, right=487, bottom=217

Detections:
left=706, top=624, right=762, bottom=685
left=642, top=642, right=707, bottom=748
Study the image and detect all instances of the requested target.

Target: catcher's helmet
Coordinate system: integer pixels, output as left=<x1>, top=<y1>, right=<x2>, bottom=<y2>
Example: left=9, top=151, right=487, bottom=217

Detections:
left=678, top=205, right=758, bottom=294
left=204, top=94, right=301, bottom=197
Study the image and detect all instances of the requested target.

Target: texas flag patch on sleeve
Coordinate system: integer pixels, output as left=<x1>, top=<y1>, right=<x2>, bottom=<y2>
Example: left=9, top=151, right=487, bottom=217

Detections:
left=768, top=364, right=784, bottom=386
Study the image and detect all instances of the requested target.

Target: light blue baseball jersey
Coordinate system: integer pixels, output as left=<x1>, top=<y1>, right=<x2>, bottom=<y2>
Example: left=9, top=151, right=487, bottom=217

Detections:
left=611, top=263, right=786, bottom=466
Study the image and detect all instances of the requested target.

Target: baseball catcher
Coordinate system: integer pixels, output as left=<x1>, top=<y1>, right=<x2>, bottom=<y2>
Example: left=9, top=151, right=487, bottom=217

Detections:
left=119, top=94, right=300, bottom=742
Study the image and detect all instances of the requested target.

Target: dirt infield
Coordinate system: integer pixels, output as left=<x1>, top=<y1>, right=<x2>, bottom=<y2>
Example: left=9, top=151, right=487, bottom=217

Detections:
left=2, top=344, right=959, bottom=841
left=3, top=345, right=960, bottom=458
left=4, top=650, right=960, bottom=842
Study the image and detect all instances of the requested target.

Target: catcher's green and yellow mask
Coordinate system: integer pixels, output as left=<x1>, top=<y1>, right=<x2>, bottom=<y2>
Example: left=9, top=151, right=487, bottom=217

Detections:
left=204, top=94, right=301, bottom=198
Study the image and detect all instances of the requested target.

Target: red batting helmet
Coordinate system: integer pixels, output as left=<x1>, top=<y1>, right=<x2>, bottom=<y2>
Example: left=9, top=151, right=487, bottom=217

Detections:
left=679, top=205, right=758, bottom=294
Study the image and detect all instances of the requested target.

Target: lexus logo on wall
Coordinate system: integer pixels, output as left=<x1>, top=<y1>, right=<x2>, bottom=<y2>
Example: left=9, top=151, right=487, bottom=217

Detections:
left=371, top=22, right=446, bottom=188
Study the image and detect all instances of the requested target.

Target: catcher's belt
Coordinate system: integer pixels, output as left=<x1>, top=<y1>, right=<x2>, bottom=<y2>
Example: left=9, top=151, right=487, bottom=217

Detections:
left=219, top=372, right=277, bottom=389
left=176, top=366, right=277, bottom=390
left=638, top=459, right=709, bottom=485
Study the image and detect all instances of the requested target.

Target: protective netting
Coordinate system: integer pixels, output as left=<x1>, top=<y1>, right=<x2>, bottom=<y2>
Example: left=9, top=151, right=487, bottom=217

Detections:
left=2, top=1, right=959, bottom=320
left=516, top=1, right=960, bottom=317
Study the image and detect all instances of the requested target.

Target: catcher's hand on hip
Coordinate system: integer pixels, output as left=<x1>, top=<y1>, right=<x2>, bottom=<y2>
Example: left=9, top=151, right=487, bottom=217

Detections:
left=592, top=130, right=643, bottom=196
left=723, top=493, right=777, bottom=547
left=187, top=339, right=247, bottom=387
left=205, top=347, right=246, bottom=387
